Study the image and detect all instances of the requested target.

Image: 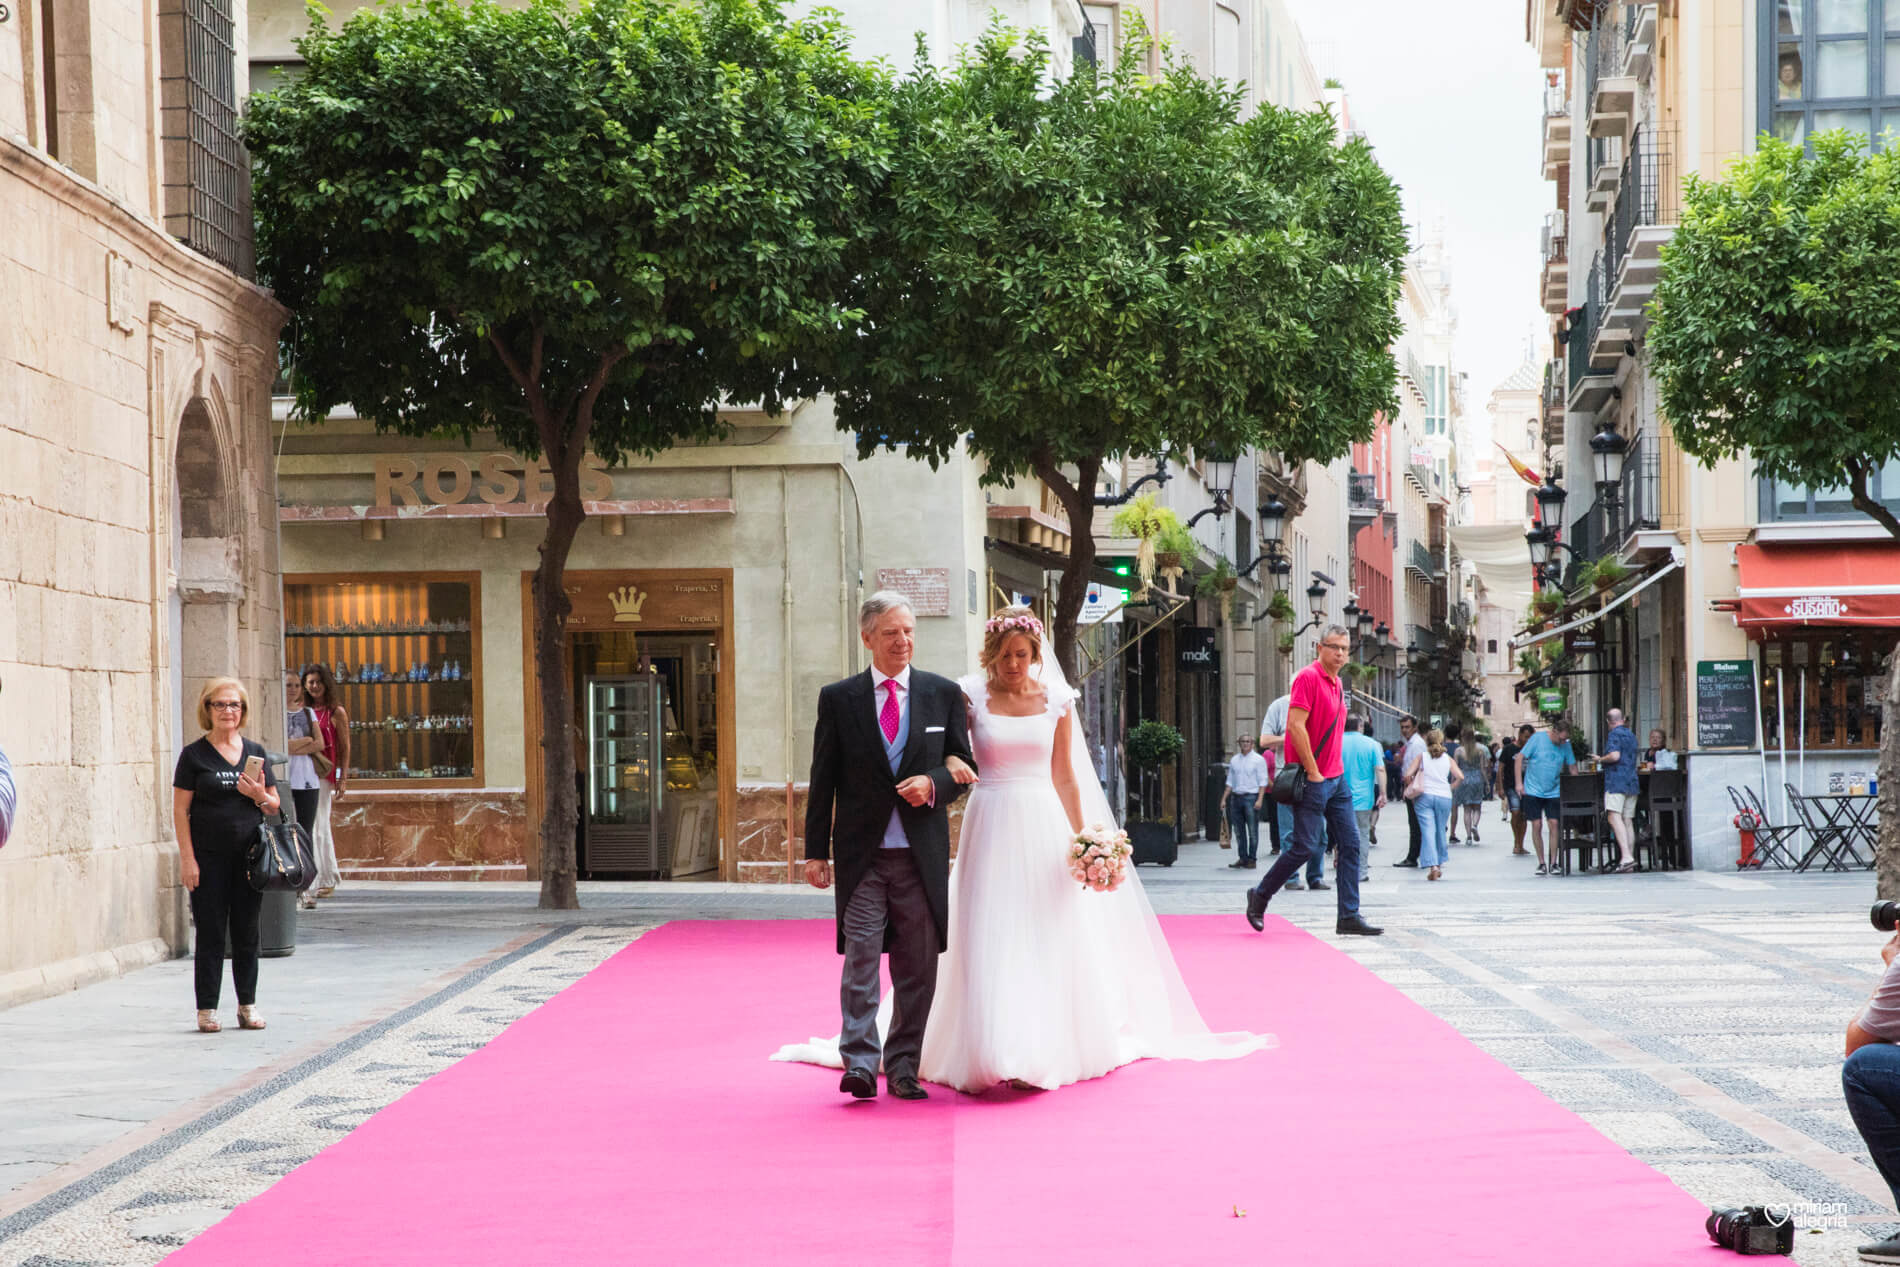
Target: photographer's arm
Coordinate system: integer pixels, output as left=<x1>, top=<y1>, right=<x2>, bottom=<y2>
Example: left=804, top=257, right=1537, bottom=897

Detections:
left=1848, top=935, right=1900, bottom=1057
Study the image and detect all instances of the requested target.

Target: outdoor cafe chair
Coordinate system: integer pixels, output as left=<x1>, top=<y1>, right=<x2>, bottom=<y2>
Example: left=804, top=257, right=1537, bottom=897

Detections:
left=1785, top=784, right=1855, bottom=873
left=1556, top=772, right=1602, bottom=876
left=1729, top=785, right=1801, bottom=870
left=1637, top=771, right=1687, bottom=871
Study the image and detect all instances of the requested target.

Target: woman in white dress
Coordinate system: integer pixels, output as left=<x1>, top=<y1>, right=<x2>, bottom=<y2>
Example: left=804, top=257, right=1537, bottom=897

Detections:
left=776, top=607, right=1273, bottom=1093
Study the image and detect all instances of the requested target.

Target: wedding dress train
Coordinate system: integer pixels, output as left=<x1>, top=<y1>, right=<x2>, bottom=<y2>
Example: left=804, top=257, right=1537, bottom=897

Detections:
left=774, top=666, right=1273, bottom=1094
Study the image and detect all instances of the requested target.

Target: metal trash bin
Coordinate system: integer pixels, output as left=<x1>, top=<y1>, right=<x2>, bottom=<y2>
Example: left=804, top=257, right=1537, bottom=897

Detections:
left=235, top=751, right=299, bottom=959
left=1202, top=763, right=1228, bottom=840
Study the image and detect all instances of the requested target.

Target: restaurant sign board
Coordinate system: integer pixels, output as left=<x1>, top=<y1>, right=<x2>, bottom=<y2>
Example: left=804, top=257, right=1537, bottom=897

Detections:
left=1696, top=659, right=1757, bottom=750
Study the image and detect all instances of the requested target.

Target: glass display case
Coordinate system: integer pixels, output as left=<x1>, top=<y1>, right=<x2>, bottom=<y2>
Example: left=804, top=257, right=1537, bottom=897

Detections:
left=283, top=573, right=482, bottom=786
left=584, top=671, right=670, bottom=878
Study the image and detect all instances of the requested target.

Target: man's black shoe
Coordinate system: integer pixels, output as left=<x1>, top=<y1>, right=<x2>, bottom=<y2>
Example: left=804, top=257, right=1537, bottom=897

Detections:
left=1858, top=1233, right=1900, bottom=1263
left=1309, top=880, right=1331, bottom=891
left=1228, top=859, right=1251, bottom=869
left=1392, top=859, right=1418, bottom=868
left=1335, top=915, right=1384, bottom=937
left=840, top=1068, right=877, bottom=1099
left=1244, top=860, right=1257, bottom=869
left=1245, top=887, right=1268, bottom=931
left=888, top=1076, right=929, bottom=1101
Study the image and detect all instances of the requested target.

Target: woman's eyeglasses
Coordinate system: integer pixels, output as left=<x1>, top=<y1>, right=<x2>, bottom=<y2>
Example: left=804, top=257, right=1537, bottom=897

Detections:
left=208, top=701, right=245, bottom=711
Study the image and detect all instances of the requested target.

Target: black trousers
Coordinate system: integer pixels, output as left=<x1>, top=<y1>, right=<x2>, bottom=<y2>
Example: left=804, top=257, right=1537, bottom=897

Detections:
left=190, top=846, right=262, bottom=1010
left=1404, top=799, right=1422, bottom=864
left=290, top=787, right=318, bottom=831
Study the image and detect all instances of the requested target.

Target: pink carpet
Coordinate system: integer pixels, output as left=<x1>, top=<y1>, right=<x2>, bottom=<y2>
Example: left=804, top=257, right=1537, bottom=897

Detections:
left=166, top=916, right=1716, bottom=1265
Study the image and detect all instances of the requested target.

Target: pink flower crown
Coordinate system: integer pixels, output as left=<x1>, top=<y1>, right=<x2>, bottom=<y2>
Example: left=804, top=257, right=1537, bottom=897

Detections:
left=985, top=612, right=1044, bottom=640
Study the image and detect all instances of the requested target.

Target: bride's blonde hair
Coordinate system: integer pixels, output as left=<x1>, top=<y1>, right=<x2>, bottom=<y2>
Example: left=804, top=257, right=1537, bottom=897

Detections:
left=979, top=605, right=1044, bottom=672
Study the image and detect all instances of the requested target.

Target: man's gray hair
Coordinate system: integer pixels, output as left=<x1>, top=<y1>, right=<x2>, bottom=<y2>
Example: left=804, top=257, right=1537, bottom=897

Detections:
left=1607, top=708, right=1625, bottom=725
left=859, top=590, right=916, bottom=635
left=1321, top=623, right=1352, bottom=644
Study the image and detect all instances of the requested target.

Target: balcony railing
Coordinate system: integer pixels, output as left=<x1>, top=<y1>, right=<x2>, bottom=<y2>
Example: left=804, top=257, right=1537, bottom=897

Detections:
left=1617, top=428, right=1662, bottom=544
left=1408, top=624, right=1436, bottom=655
left=1584, top=16, right=1634, bottom=135
left=1564, top=499, right=1608, bottom=589
left=1348, top=471, right=1383, bottom=518
left=1540, top=211, right=1569, bottom=314
left=1567, top=277, right=1598, bottom=396
left=1409, top=539, right=1443, bottom=581
left=1605, top=125, right=1677, bottom=290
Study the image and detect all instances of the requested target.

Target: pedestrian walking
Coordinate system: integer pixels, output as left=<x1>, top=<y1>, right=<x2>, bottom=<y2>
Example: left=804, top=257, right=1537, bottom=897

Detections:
left=284, top=675, right=325, bottom=909
left=1393, top=714, right=1426, bottom=869
left=1341, top=715, right=1385, bottom=883
left=299, top=663, right=350, bottom=900
left=1245, top=626, right=1381, bottom=937
left=1515, top=719, right=1577, bottom=875
left=1599, top=708, right=1640, bottom=873
left=1452, top=726, right=1488, bottom=845
left=1407, top=728, right=1461, bottom=881
left=1497, top=724, right=1532, bottom=854
left=172, top=677, right=279, bottom=1034
left=1261, top=693, right=1327, bottom=889
left=1221, top=735, right=1269, bottom=870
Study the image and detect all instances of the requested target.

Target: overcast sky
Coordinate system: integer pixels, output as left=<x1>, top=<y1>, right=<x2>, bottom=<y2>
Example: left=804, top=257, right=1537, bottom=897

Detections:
left=1287, top=0, right=1550, bottom=437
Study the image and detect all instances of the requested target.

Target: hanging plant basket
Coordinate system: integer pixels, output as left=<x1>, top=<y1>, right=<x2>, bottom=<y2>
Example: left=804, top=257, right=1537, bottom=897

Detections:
left=1155, top=550, right=1183, bottom=575
left=1277, top=631, right=1297, bottom=656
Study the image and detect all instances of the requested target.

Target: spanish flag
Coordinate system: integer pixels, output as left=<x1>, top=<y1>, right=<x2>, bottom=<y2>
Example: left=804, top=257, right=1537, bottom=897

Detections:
left=1497, top=443, right=1542, bottom=488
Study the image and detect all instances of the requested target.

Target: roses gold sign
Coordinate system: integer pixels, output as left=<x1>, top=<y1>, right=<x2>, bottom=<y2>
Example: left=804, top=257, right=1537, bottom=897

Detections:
left=375, top=454, right=613, bottom=508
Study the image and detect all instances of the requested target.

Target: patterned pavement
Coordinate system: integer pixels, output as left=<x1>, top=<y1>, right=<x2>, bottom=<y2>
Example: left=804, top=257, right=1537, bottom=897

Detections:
left=1, top=811, right=1894, bottom=1265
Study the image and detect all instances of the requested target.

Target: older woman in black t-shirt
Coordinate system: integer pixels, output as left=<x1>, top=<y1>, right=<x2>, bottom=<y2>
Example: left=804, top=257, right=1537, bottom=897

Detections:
left=172, top=676, right=278, bottom=1034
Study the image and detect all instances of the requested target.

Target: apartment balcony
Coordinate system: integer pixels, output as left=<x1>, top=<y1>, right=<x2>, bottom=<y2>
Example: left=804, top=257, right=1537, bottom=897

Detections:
left=1585, top=131, right=1623, bottom=212
left=1623, top=3, right=1656, bottom=83
left=1585, top=20, right=1635, bottom=138
left=1348, top=471, right=1384, bottom=526
left=1593, top=126, right=1679, bottom=360
left=1539, top=211, right=1569, bottom=315
left=1406, top=539, right=1443, bottom=583
left=1541, top=82, right=1572, bottom=180
left=1565, top=268, right=1616, bottom=415
left=1399, top=347, right=1428, bottom=407
left=1540, top=357, right=1566, bottom=448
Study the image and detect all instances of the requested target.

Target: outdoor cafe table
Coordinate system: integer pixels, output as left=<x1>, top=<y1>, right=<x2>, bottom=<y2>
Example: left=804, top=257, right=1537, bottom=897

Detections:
left=1797, top=792, right=1877, bottom=871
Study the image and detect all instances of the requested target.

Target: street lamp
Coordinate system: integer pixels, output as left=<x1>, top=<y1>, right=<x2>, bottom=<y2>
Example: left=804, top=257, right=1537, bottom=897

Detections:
left=1357, top=606, right=1376, bottom=634
left=1185, top=450, right=1239, bottom=527
left=1590, top=427, right=1628, bottom=492
left=1342, top=598, right=1361, bottom=627
left=1535, top=476, right=1568, bottom=528
left=1306, top=581, right=1329, bottom=624
left=1260, top=496, right=1288, bottom=551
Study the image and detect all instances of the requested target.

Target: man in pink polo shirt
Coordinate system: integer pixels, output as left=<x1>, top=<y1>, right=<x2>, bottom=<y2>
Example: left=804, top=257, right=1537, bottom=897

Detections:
left=1246, top=625, right=1383, bottom=937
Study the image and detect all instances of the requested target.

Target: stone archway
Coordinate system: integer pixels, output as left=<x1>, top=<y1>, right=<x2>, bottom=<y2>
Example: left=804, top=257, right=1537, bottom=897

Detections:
left=170, top=395, right=244, bottom=755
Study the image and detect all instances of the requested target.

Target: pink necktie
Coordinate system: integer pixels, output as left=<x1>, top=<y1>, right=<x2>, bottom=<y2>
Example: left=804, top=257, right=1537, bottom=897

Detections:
left=880, top=680, right=901, bottom=744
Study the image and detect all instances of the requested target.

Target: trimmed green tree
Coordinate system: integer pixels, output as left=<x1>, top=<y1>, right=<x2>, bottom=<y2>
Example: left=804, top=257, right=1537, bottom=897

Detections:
left=831, top=25, right=1407, bottom=678
left=247, top=0, right=891, bottom=907
left=1646, top=130, right=1900, bottom=891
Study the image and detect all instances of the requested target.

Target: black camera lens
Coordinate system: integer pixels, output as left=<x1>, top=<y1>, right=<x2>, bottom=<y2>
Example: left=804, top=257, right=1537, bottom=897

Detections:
left=1875, top=902, right=1900, bottom=933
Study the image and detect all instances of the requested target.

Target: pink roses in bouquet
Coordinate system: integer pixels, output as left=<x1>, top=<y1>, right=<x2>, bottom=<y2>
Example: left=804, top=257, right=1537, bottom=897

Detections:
left=1068, top=823, right=1132, bottom=892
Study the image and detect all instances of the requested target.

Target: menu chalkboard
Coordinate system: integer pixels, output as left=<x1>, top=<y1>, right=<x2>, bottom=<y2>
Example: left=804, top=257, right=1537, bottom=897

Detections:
left=1696, top=660, right=1757, bottom=749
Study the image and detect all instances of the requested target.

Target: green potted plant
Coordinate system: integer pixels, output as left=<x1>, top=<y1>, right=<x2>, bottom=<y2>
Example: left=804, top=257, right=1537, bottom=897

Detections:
left=1592, top=558, right=1629, bottom=590
left=1265, top=588, right=1295, bottom=623
left=1196, top=558, right=1239, bottom=622
left=1123, top=719, right=1186, bottom=863
left=1109, top=493, right=1174, bottom=590
left=1277, top=629, right=1297, bottom=656
left=1154, top=519, right=1197, bottom=582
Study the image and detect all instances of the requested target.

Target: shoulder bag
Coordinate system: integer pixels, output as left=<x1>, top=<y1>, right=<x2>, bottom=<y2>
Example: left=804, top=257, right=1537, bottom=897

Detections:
left=248, top=811, right=316, bottom=893
left=1270, top=708, right=1341, bottom=806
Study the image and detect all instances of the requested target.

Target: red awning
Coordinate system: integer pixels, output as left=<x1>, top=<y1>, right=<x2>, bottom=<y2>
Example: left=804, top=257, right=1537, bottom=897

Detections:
left=1734, top=541, right=1900, bottom=634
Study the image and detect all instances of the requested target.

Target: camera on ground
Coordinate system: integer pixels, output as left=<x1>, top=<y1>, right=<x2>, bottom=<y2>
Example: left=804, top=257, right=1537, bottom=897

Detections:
left=1705, top=1206, right=1793, bottom=1256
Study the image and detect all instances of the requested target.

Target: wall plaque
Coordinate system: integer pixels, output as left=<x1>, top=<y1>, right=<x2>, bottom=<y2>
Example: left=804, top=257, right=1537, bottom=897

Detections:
left=877, top=567, right=951, bottom=617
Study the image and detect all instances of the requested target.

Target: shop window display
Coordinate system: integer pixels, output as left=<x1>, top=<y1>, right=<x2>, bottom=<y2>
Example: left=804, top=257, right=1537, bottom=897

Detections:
left=284, top=574, right=482, bottom=784
left=1758, top=632, right=1895, bottom=751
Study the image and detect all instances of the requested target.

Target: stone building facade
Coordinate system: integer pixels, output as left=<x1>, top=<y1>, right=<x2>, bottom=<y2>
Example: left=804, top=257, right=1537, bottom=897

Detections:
left=0, top=0, right=285, bottom=1004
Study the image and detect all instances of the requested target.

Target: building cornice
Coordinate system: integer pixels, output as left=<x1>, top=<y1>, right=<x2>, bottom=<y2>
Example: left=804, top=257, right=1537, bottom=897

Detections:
left=1, top=135, right=286, bottom=331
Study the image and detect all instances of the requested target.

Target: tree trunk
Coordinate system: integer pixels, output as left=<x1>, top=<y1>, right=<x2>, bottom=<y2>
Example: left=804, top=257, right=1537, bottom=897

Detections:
left=1035, top=455, right=1103, bottom=683
left=533, top=446, right=586, bottom=910
left=1879, top=643, right=1900, bottom=901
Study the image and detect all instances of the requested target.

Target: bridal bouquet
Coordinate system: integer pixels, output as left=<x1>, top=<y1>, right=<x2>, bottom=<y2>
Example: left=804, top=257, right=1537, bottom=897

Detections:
left=1069, top=823, right=1132, bottom=893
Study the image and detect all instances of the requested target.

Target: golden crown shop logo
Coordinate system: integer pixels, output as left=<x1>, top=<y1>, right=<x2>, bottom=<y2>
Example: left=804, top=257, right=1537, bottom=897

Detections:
left=609, top=585, right=648, bottom=623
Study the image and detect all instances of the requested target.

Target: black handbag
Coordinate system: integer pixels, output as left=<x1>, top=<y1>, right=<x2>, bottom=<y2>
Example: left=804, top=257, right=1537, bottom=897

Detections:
left=1269, top=709, right=1341, bottom=806
left=248, top=813, right=316, bottom=892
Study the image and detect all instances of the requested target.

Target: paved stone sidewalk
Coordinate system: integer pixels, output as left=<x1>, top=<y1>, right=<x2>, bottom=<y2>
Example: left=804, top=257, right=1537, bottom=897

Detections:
left=1, top=800, right=1891, bottom=1265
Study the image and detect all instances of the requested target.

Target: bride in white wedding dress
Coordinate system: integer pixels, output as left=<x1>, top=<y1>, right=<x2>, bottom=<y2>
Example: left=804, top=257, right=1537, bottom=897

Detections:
left=774, top=607, right=1273, bottom=1093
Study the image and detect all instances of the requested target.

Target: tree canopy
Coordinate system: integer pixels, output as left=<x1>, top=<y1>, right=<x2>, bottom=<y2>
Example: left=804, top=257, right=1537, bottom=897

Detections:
left=832, top=25, right=1406, bottom=671
left=247, top=0, right=894, bottom=905
left=1648, top=131, right=1900, bottom=538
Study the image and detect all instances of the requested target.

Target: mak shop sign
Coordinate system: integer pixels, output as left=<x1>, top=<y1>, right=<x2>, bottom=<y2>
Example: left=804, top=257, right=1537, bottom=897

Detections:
left=1177, top=626, right=1219, bottom=673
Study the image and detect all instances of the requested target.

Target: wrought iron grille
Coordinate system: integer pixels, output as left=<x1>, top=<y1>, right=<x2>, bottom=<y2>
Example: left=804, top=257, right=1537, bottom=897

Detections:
left=162, top=0, right=251, bottom=277
left=1605, top=125, right=1677, bottom=287
left=1618, top=429, right=1662, bottom=540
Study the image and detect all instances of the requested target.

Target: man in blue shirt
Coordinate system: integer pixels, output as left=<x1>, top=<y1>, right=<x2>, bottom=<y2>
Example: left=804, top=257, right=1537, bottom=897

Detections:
left=1341, top=715, right=1386, bottom=882
left=1514, top=719, right=1576, bottom=876
left=1599, top=708, right=1640, bottom=873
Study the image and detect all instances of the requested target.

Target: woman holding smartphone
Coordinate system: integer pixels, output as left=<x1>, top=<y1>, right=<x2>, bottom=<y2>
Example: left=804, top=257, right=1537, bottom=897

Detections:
left=172, top=676, right=279, bottom=1033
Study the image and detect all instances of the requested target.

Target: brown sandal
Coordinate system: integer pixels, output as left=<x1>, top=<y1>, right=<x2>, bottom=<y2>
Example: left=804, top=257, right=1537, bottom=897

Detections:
left=197, top=1010, right=222, bottom=1033
left=236, top=1006, right=266, bottom=1031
